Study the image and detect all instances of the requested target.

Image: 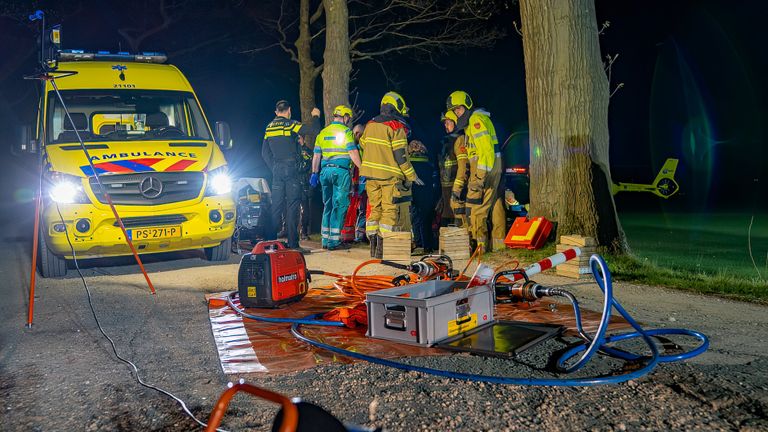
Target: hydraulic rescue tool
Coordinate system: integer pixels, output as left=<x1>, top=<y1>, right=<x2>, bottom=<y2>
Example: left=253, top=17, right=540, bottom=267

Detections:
left=237, top=240, right=309, bottom=308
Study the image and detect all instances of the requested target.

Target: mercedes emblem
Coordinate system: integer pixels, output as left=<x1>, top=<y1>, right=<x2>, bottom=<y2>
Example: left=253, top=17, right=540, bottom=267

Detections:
left=139, top=176, right=163, bottom=199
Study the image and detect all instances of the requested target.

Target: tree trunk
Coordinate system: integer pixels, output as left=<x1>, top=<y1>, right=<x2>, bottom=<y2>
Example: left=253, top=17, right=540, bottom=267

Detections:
left=296, top=0, right=318, bottom=127
left=519, top=0, right=628, bottom=253
left=321, top=0, right=351, bottom=123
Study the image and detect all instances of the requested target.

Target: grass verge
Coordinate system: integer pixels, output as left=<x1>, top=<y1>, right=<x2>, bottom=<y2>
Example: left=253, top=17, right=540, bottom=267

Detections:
left=484, top=246, right=768, bottom=304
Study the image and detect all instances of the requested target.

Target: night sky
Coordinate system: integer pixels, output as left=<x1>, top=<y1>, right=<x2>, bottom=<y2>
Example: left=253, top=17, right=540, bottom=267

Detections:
left=0, top=0, right=765, bottom=213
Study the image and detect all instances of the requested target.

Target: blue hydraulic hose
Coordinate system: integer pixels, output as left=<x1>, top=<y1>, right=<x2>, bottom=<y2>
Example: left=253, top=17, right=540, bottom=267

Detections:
left=226, top=292, right=345, bottom=327
left=290, top=255, right=710, bottom=386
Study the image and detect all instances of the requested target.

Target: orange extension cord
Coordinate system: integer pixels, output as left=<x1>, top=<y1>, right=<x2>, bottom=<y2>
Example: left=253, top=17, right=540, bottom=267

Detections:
left=311, top=247, right=489, bottom=301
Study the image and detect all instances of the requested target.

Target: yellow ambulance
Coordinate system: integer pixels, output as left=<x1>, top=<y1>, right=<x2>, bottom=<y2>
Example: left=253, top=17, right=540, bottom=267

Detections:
left=22, top=51, right=235, bottom=277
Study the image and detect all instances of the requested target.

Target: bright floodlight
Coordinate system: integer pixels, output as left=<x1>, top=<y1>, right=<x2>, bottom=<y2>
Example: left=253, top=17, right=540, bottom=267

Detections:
left=210, top=173, right=232, bottom=195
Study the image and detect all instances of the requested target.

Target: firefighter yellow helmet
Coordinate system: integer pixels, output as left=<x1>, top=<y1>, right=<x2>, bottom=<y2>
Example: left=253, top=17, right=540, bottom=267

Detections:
left=380, top=91, right=409, bottom=116
left=446, top=90, right=473, bottom=110
left=333, top=104, right=353, bottom=118
left=441, top=110, right=458, bottom=124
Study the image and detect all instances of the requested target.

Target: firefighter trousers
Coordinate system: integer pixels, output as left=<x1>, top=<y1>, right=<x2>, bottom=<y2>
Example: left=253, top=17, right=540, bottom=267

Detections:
left=466, top=157, right=502, bottom=251
left=320, top=166, right=351, bottom=248
left=365, top=178, right=412, bottom=236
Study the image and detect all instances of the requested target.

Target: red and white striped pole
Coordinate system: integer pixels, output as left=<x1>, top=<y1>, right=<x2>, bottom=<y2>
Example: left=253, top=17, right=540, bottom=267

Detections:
left=511, top=248, right=582, bottom=281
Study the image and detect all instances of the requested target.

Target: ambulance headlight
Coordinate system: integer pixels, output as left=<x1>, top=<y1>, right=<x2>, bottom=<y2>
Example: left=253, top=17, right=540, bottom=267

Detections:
left=47, top=173, right=88, bottom=204
left=206, top=168, right=232, bottom=195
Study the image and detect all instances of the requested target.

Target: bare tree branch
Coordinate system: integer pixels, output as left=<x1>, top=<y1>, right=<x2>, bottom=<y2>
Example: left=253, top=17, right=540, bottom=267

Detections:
left=309, top=0, right=324, bottom=24
left=348, top=0, right=504, bottom=64
left=598, top=20, right=611, bottom=36
left=118, top=0, right=176, bottom=52
left=513, top=20, right=523, bottom=37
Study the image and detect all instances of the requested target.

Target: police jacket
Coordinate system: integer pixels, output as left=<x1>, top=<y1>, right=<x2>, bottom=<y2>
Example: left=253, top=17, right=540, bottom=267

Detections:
left=261, top=115, right=320, bottom=168
left=359, top=106, right=417, bottom=182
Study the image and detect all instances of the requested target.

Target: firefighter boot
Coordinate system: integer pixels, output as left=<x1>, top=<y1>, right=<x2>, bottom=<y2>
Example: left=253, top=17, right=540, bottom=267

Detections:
left=375, top=235, right=384, bottom=259
left=370, top=234, right=379, bottom=258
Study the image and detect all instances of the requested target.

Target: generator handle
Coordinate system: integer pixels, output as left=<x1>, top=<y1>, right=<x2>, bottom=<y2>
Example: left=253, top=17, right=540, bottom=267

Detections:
left=252, top=240, right=286, bottom=254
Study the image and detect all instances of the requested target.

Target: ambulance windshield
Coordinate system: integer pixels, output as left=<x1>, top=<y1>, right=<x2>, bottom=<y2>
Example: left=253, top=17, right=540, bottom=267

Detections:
left=46, top=89, right=212, bottom=143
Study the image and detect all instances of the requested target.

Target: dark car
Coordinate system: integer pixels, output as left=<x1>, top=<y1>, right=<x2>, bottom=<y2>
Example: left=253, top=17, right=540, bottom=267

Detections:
left=501, top=131, right=530, bottom=218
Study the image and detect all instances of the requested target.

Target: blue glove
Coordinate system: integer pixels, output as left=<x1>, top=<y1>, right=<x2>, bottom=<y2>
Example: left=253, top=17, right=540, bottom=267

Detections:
left=309, top=172, right=319, bottom=188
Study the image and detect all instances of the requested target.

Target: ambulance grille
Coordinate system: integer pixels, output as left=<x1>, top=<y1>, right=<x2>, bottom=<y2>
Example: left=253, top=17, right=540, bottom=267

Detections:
left=89, top=172, right=204, bottom=205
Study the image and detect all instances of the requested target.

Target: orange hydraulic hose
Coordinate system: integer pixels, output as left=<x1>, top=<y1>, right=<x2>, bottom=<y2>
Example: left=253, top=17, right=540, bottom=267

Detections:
left=311, top=259, right=443, bottom=300
left=457, top=246, right=483, bottom=280
left=205, top=382, right=298, bottom=432
left=27, top=191, right=42, bottom=328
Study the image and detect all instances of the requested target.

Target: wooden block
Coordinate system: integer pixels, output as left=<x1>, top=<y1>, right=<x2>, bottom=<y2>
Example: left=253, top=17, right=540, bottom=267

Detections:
left=382, top=232, right=412, bottom=262
left=556, top=265, right=592, bottom=279
left=439, top=227, right=470, bottom=260
left=559, top=235, right=596, bottom=247
left=557, top=244, right=596, bottom=255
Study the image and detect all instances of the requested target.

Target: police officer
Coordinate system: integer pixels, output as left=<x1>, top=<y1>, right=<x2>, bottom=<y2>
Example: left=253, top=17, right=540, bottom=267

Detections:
left=261, top=100, right=321, bottom=252
left=440, top=110, right=470, bottom=227
left=310, top=105, right=361, bottom=250
left=446, top=91, right=505, bottom=253
left=360, top=92, right=424, bottom=258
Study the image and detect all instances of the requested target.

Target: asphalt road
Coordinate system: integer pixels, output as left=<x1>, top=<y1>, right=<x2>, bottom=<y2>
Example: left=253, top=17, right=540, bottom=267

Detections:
left=1, top=206, right=767, bottom=431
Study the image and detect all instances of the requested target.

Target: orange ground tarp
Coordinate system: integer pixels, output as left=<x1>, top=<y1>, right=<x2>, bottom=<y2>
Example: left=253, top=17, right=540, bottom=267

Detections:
left=207, top=288, right=630, bottom=375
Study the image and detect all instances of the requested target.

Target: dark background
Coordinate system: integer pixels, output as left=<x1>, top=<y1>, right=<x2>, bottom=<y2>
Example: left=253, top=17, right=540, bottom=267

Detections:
left=0, top=0, right=765, bottom=214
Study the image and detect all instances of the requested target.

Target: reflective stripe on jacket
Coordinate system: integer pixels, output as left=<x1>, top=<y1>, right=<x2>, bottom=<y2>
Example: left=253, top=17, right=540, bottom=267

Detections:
left=314, top=121, right=356, bottom=168
left=261, top=115, right=320, bottom=166
left=465, top=109, right=499, bottom=174
left=360, top=118, right=416, bottom=181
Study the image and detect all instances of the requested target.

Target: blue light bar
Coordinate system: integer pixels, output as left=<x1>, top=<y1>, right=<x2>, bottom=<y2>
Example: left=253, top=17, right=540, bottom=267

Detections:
left=57, top=49, right=167, bottom=64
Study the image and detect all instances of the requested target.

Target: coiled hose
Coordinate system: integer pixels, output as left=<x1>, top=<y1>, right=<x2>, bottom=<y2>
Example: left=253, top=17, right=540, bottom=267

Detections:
left=226, top=292, right=345, bottom=327
left=290, top=254, right=710, bottom=386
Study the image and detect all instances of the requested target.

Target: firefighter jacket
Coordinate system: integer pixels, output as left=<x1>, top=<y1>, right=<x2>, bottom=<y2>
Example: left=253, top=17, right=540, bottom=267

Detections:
left=313, top=121, right=357, bottom=169
left=461, top=108, right=499, bottom=179
left=262, top=115, right=320, bottom=168
left=360, top=109, right=417, bottom=182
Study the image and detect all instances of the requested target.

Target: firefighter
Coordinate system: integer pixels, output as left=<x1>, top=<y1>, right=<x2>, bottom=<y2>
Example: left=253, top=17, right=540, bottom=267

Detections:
left=408, top=139, right=439, bottom=254
left=439, top=110, right=470, bottom=227
left=262, top=100, right=321, bottom=253
left=310, top=105, right=362, bottom=250
left=360, top=91, right=424, bottom=258
left=446, top=91, right=505, bottom=253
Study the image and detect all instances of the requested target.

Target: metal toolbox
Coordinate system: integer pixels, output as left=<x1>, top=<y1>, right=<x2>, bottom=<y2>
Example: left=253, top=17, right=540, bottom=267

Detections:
left=365, top=280, right=495, bottom=346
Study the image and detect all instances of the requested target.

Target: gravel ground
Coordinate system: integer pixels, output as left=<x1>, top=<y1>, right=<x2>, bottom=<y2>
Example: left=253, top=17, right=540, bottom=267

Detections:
left=1, top=221, right=767, bottom=431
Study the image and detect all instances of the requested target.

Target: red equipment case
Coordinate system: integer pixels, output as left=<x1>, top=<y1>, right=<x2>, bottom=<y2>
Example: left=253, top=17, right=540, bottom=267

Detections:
left=237, top=241, right=309, bottom=308
left=504, top=216, right=553, bottom=250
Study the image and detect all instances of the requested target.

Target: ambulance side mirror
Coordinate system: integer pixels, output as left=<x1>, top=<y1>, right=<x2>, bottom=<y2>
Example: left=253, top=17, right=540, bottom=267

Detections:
left=12, top=125, right=38, bottom=155
left=215, top=121, right=233, bottom=150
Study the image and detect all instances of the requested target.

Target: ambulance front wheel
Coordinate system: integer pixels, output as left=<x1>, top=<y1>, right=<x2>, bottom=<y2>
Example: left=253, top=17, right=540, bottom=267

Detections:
left=205, top=237, right=232, bottom=262
left=37, top=227, right=67, bottom=278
